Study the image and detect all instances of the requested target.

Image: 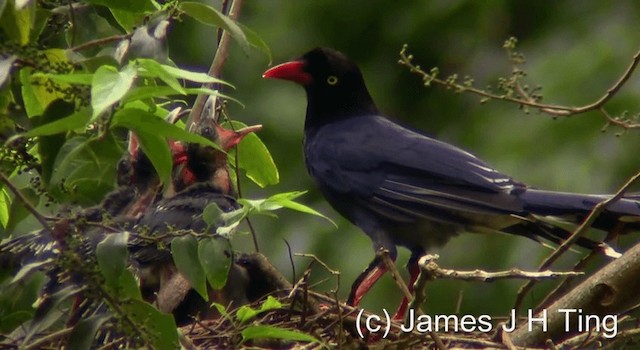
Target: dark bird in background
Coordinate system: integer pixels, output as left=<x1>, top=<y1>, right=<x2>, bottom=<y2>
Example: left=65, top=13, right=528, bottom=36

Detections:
left=263, top=47, right=640, bottom=318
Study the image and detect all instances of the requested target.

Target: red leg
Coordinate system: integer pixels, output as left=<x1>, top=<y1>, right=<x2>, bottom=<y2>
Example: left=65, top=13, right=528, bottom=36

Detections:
left=348, top=259, right=388, bottom=306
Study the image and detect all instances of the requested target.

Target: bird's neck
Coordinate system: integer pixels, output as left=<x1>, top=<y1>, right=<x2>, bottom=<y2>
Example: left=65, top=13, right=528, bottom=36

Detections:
left=304, top=91, right=379, bottom=131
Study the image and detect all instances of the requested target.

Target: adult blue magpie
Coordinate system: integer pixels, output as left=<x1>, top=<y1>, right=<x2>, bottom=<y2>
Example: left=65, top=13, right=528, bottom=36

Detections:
left=263, top=47, right=640, bottom=318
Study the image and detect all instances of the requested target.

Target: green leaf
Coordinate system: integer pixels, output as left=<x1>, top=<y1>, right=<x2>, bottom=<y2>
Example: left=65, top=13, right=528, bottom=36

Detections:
left=241, top=325, right=320, bottom=344
left=84, top=0, right=157, bottom=12
left=240, top=191, right=336, bottom=227
left=0, top=0, right=33, bottom=45
left=96, top=231, right=141, bottom=300
left=235, top=305, right=258, bottom=324
left=133, top=129, right=172, bottom=187
left=0, top=187, right=9, bottom=229
left=31, top=100, right=78, bottom=186
left=171, top=235, right=208, bottom=301
left=19, top=68, right=42, bottom=117
left=111, top=107, right=222, bottom=150
left=0, top=270, right=45, bottom=334
left=237, top=23, right=272, bottom=64
left=31, top=8, right=52, bottom=43
left=211, top=303, right=229, bottom=318
left=3, top=185, right=38, bottom=237
left=96, top=231, right=129, bottom=285
left=110, top=8, right=145, bottom=32
left=0, top=311, right=32, bottom=335
left=124, top=86, right=240, bottom=106
left=111, top=107, right=224, bottom=185
left=136, top=59, right=185, bottom=94
left=121, top=299, right=179, bottom=350
left=48, top=134, right=123, bottom=205
left=203, top=204, right=245, bottom=236
left=268, top=192, right=336, bottom=225
left=157, top=62, right=234, bottom=86
left=20, top=49, right=73, bottom=117
left=32, top=73, right=94, bottom=85
left=67, top=315, right=111, bottom=350
left=198, top=236, right=232, bottom=290
left=216, top=207, right=248, bottom=236
left=260, top=295, right=283, bottom=311
left=91, top=65, right=136, bottom=120
left=24, top=107, right=90, bottom=137
left=180, top=2, right=249, bottom=53
left=202, top=202, right=224, bottom=228
left=227, top=121, right=279, bottom=187
left=236, top=296, right=282, bottom=323
left=63, top=5, right=120, bottom=56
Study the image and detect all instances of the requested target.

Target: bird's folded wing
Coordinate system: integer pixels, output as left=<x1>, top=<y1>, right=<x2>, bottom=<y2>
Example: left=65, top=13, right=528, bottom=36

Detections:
left=307, top=115, right=526, bottom=224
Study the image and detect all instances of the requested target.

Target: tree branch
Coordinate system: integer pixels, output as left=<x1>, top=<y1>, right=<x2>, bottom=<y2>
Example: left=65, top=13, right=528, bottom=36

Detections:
left=399, top=44, right=640, bottom=129
left=0, top=171, right=50, bottom=230
left=510, top=240, right=640, bottom=347
left=417, top=254, right=583, bottom=282
left=70, top=34, right=129, bottom=52
left=186, top=0, right=244, bottom=130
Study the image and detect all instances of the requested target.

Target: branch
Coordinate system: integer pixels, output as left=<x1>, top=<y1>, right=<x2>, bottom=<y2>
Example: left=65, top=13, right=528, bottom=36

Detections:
left=0, top=171, right=50, bottom=230
left=399, top=44, right=640, bottom=129
left=70, top=34, right=129, bottom=52
left=378, top=249, right=412, bottom=302
left=21, top=327, right=74, bottom=350
left=180, top=0, right=262, bottom=253
left=417, top=254, right=583, bottom=282
left=510, top=240, right=640, bottom=347
left=186, top=0, right=244, bottom=130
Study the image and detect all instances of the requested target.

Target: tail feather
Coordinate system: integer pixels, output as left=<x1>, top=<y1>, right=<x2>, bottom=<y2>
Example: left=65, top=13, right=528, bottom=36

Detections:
left=520, top=189, right=640, bottom=232
left=503, top=220, right=621, bottom=258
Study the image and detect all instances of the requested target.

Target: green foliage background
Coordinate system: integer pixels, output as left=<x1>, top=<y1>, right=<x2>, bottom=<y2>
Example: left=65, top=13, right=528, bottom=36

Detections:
left=168, top=1, right=640, bottom=316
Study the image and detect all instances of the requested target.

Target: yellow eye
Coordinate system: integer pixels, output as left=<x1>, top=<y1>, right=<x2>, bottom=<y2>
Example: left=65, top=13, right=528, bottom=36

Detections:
left=327, top=75, right=338, bottom=85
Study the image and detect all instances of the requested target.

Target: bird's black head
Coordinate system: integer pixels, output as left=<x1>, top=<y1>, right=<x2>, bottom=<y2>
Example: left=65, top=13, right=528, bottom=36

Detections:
left=263, top=47, right=378, bottom=128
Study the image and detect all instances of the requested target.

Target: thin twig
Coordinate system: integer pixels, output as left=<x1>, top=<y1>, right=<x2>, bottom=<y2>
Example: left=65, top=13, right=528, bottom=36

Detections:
left=514, top=170, right=640, bottom=312
left=70, top=34, right=129, bottom=52
left=284, top=238, right=296, bottom=281
left=217, top=0, right=230, bottom=44
left=230, top=120, right=260, bottom=252
left=244, top=215, right=260, bottom=252
left=501, top=328, right=518, bottom=350
left=21, top=327, right=74, bottom=350
left=399, top=45, right=640, bottom=128
left=67, top=0, right=76, bottom=47
left=534, top=247, right=601, bottom=311
left=0, top=171, right=50, bottom=230
left=378, top=249, right=412, bottom=301
left=418, top=255, right=583, bottom=282
left=178, top=331, right=201, bottom=350
left=294, top=253, right=340, bottom=276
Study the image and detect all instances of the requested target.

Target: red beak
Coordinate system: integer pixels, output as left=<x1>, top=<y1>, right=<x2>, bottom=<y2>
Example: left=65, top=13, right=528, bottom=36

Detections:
left=216, top=124, right=263, bottom=151
left=262, top=61, right=312, bottom=85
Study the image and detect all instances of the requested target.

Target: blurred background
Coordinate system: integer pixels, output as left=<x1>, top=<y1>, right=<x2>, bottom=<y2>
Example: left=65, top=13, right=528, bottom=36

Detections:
left=170, top=1, right=640, bottom=316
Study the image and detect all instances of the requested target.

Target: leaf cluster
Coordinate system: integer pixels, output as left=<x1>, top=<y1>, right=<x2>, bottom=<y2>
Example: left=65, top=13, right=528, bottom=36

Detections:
left=0, top=1, right=323, bottom=348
